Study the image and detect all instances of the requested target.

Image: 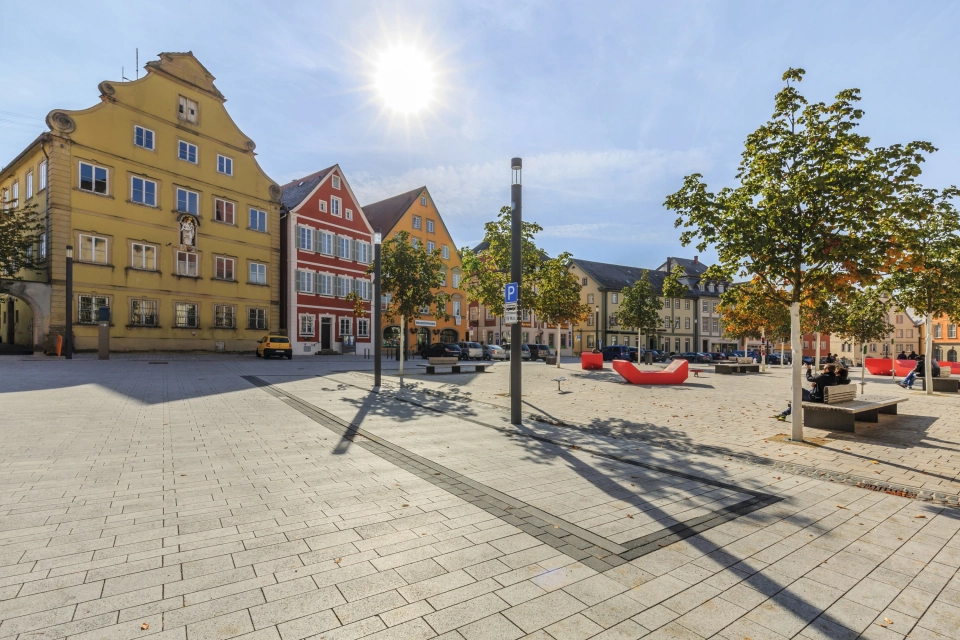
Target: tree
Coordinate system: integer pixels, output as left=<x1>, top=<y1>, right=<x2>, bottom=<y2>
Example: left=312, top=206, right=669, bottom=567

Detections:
left=618, top=270, right=662, bottom=357
left=887, top=185, right=960, bottom=395
left=831, top=287, right=894, bottom=391
left=717, top=278, right=791, bottom=348
left=661, top=264, right=689, bottom=301
left=0, top=203, right=44, bottom=278
left=459, top=207, right=544, bottom=318
left=665, top=68, right=932, bottom=442
left=536, top=253, right=590, bottom=367
left=373, top=230, right=449, bottom=376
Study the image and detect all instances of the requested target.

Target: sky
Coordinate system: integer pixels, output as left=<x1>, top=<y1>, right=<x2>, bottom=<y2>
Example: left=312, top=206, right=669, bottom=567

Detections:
left=2, top=0, right=959, bottom=268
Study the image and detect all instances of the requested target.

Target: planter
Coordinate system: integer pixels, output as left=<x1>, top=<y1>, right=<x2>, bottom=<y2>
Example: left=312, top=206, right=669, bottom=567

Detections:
left=544, top=356, right=558, bottom=365
left=581, top=352, right=603, bottom=370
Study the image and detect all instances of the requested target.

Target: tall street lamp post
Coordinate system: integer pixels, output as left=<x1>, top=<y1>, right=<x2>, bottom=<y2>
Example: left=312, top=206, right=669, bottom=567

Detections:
left=65, top=244, right=73, bottom=360
left=594, top=305, right=599, bottom=351
left=510, top=158, right=522, bottom=425
left=373, top=229, right=382, bottom=391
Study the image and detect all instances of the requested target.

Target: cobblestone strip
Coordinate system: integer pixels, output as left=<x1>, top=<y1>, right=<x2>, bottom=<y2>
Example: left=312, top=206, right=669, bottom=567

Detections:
left=245, top=375, right=780, bottom=571
left=361, top=373, right=960, bottom=507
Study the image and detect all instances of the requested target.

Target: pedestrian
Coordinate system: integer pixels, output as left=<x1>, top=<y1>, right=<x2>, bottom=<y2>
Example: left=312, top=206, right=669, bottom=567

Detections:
left=775, top=364, right=838, bottom=419
left=825, top=353, right=836, bottom=364
left=900, top=358, right=940, bottom=389
left=897, top=350, right=907, bottom=360
left=908, top=350, right=918, bottom=360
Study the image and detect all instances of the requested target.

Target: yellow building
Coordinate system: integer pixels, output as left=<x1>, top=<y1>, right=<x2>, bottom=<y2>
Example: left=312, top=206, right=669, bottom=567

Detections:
left=362, top=187, right=464, bottom=351
left=0, top=52, right=281, bottom=353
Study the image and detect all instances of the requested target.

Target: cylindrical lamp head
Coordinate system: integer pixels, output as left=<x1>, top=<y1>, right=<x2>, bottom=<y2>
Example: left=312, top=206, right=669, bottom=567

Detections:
left=511, top=157, right=522, bottom=185
left=66, top=245, right=73, bottom=259
left=374, top=229, right=382, bottom=245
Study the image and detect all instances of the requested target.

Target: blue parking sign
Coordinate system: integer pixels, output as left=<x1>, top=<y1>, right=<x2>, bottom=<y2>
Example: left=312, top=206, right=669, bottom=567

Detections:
left=504, top=282, right=519, bottom=303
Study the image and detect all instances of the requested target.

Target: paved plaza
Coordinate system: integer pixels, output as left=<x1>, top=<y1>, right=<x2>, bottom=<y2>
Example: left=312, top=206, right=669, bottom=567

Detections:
left=0, top=355, right=958, bottom=640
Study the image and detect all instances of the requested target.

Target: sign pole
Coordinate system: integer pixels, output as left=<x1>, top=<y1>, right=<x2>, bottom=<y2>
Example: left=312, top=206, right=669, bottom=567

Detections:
left=373, top=229, right=382, bottom=391
left=510, top=158, right=522, bottom=425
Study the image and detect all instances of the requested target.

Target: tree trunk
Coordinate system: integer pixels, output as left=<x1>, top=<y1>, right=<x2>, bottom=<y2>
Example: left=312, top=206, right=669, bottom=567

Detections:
left=557, top=326, right=562, bottom=368
left=815, top=331, right=821, bottom=370
left=760, top=327, right=766, bottom=372
left=925, top=311, right=933, bottom=396
left=860, top=344, right=866, bottom=393
left=399, top=315, right=405, bottom=377
left=790, top=302, right=803, bottom=442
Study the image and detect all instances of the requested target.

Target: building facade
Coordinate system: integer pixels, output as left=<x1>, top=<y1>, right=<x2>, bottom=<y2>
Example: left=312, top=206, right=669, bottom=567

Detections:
left=567, top=256, right=733, bottom=355
left=279, top=166, right=373, bottom=355
left=0, top=52, right=281, bottom=352
left=932, top=315, right=960, bottom=361
left=829, top=307, right=923, bottom=364
left=362, top=187, right=463, bottom=352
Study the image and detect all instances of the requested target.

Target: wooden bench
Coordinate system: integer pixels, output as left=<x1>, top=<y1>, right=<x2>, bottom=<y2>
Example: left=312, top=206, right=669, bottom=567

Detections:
left=715, top=363, right=760, bottom=374
left=919, top=368, right=959, bottom=392
left=802, top=385, right=907, bottom=432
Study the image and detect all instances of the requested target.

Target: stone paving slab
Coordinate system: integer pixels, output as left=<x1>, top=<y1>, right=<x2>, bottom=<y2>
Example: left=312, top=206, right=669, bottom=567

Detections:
left=0, top=357, right=957, bottom=639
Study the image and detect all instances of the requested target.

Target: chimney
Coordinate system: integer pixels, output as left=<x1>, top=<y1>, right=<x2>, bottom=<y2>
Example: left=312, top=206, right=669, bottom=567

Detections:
left=693, top=256, right=699, bottom=263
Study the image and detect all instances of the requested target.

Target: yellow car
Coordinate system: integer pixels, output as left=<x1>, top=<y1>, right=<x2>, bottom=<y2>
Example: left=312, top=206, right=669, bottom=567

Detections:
left=256, top=335, right=292, bottom=359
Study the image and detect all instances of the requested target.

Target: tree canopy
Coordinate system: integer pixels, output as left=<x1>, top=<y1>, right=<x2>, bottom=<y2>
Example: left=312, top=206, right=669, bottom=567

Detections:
left=373, top=230, right=449, bottom=322
left=617, top=270, right=662, bottom=338
left=0, top=203, right=44, bottom=278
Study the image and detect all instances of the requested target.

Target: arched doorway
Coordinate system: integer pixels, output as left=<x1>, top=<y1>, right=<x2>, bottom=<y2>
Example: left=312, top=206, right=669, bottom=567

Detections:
left=0, top=281, right=49, bottom=354
left=416, top=327, right=431, bottom=351
left=439, top=328, right=458, bottom=343
left=383, top=325, right=400, bottom=348
left=949, top=349, right=957, bottom=362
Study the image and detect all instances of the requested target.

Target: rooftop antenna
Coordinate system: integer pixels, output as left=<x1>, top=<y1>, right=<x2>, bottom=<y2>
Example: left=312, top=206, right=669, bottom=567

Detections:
left=136, top=48, right=139, bottom=79
left=122, top=66, right=130, bottom=82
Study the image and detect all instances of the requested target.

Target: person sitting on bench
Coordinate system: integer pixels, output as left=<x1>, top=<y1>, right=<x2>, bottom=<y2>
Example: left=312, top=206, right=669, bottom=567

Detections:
left=775, top=364, right=838, bottom=420
left=899, top=358, right=939, bottom=389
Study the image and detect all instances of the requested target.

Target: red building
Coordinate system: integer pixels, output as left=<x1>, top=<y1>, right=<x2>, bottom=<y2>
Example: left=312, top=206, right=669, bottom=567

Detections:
left=280, top=166, right=374, bottom=354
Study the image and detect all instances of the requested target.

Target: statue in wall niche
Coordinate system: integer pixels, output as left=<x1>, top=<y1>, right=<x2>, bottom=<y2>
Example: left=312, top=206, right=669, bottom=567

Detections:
left=180, top=216, right=196, bottom=247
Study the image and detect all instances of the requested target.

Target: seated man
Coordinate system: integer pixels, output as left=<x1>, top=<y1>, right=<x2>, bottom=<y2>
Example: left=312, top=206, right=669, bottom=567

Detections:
left=900, top=358, right=939, bottom=389
left=776, top=364, right=838, bottom=420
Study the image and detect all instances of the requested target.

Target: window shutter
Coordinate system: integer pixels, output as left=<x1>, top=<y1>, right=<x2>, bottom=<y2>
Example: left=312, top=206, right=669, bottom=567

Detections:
left=315, top=275, right=321, bottom=294
left=295, top=228, right=302, bottom=249
left=295, top=271, right=302, bottom=292
left=314, top=229, right=321, bottom=252
left=351, top=239, right=358, bottom=261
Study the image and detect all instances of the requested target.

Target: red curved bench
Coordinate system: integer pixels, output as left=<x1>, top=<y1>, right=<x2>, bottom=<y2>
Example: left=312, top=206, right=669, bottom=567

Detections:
left=581, top=352, right=603, bottom=370
left=864, top=358, right=938, bottom=377
left=613, top=358, right=688, bottom=385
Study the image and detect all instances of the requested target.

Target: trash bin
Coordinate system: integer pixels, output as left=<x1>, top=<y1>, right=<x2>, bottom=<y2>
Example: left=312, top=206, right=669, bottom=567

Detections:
left=544, top=356, right=557, bottom=365
left=644, top=351, right=653, bottom=364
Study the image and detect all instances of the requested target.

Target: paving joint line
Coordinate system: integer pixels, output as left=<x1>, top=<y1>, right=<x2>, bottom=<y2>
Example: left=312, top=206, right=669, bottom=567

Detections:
left=244, top=375, right=780, bottom=568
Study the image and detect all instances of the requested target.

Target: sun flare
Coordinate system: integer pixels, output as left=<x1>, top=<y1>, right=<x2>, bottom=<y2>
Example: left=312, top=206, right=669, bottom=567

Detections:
left=374, top=45, right=435, bottom=115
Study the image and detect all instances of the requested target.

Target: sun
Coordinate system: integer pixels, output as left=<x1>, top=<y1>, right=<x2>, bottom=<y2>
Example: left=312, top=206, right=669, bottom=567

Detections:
left=374, top=45, right=435, bottom=115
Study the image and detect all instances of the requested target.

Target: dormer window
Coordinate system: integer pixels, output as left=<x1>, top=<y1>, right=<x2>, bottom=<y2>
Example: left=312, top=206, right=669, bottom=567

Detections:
left=332, top=176, right=341, bottom=189
left=178, top=96, right=199, bottom=124
left=698, top=283, right=704, bottom=291
left=708, top=283, right=715, bottom=292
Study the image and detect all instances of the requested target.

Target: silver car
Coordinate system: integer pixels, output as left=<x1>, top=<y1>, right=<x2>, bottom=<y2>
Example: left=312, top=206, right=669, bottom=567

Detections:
left=458, top=341, right=484, bottom=360
left=483, top=344, right=506, bottom=360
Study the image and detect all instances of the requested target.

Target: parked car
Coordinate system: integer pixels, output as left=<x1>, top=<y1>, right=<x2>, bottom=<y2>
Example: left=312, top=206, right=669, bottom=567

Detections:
left=502, top=344, right=531, bottom=360
left=457, top=341, right=483, bottom=360
left=628, top=347, right=639, bottom=362
left=696, top=352, right=714, bottom=362
left=651, top=350, right=668, bottom=362
left=670, top=352, right=711, bottom=363
left=256, top=335, right=292, bottom=359
left=529, top=344, right=554, bottom=361
left=483, top=344, right=506, bottom=360
left=420, top=343, right=461, bottom=359
left=601, top=345, right=632, bottom=361
left=706, top=352, right=728, bottom=361
left=765, top=353, right=792, bottom=365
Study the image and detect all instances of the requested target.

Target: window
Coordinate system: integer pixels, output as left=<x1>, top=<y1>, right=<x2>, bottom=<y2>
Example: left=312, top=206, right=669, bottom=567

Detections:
left=318, top=274, right=333, bottom=296
left=587, top=335, right=595, bottom=348
left=522, top=309, right=531, bottom=322
left=319, top=231, right=333, bottom=255
left=39, top=161, right=47, bottom=191
left=178, top=141, right=198, bottom=164
left=338, top=236, right=351, bottom=258
left=470, top=307, right=479, bottom=321
left=248, top=308, right=267, bottom=330
left=11, top=182, right=18, bottom=206
left=702, top=301, right=708, bottom=312
left=675, top=299, right=680, bottom=309
left=427, top=241, right=435, bottom=253
left=176, top=188, right=199, bottom=214
left=907, top=329, right=914, bottom=339
left=412, top=215, right=422, bottom=229
left=935, top=324, right=943, bottom=339
left=214, top=199, right=235, bottom=224
left=249, top=208, right=267, bottom=232
left=39, top=233, right=46, bottom=261
left=299, top=314, right=315, bottom=336
left=215, top=305, right=236, bottom=328
left=249, top=262, right=266, bottom=285
left=79, top=162, right=108, bottom=194
left=215, top=256, right=235, bottom=281
left=896, top=329, right=903, bottom=338
left=297, top=226, right=314, bottom=251
left=354, top=279, right=371, bottom=300
left=131, top=176, right=157, bottom=206
left=698, top=283, right=705, bottom=292
left=357, top=318, right=369, bottom=338
left=442, top=245, right=450, bottom=260
left=453, top=272, right=461, bottom=288
left=675, top=338, right=681, bottom=352
left=711, top=301, right=718, bottom=313
left=685, top=300, right=690, bottom=310
left=587, top=315, right=594, bottom=327
left=587, top=294, right=594, bottom=304
left=712, top=319, right=719, bottom=333
left=345, top=209, right=353, bottom=221
left=296, top=270, right=315, bottom=293
left=453, top=299, right=462, bottom=317
left=134, top=126, right=155, bottom=150
left=896, top=315, right=903, bottom=324
left=130, top=299, right=158, bottom=326
left=175, top=302, right=199, bottom=328
left=612, top=293, right=619, bottom=304
left=78, top=295, right=108, bottom=325
left=675, top=317, right=680, bottom=329
left=420, top=196, right=427, bottom=206
left=332, top=175, right=341, bottom=189
left=79, top=234, right=108, bottom=264
left=357, top=242, right=370, bottom=264
left=684, top=318, right=691, bottom=329
left=950, top=325, right=957, bottom=339
left=217, top=155, right=233, bottom=176
left=581, top=277, right=587, bottom=286
left=331, top=197, right=341, bottom=217
left=131, top=243, right=156, bottom=270
left=870, top=343, right=877, bottom=352
left=177, top=251, right=198, bottom=276
left=610, top=336, right=618, bottom=346
left=411, top=237, right=420, bottom=248
left=178, top=96, right=198, bottom=123
left=26, top=172, right=33, bottom=199
left=426, top=219, right=435, bottom=233
left=419, top=305, right=430, bottom=315
left=663, top=317, right=670, bottom=329
left=340, top=317, right=352, bottom=336
left=486, top=308, right=494, bottom=320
